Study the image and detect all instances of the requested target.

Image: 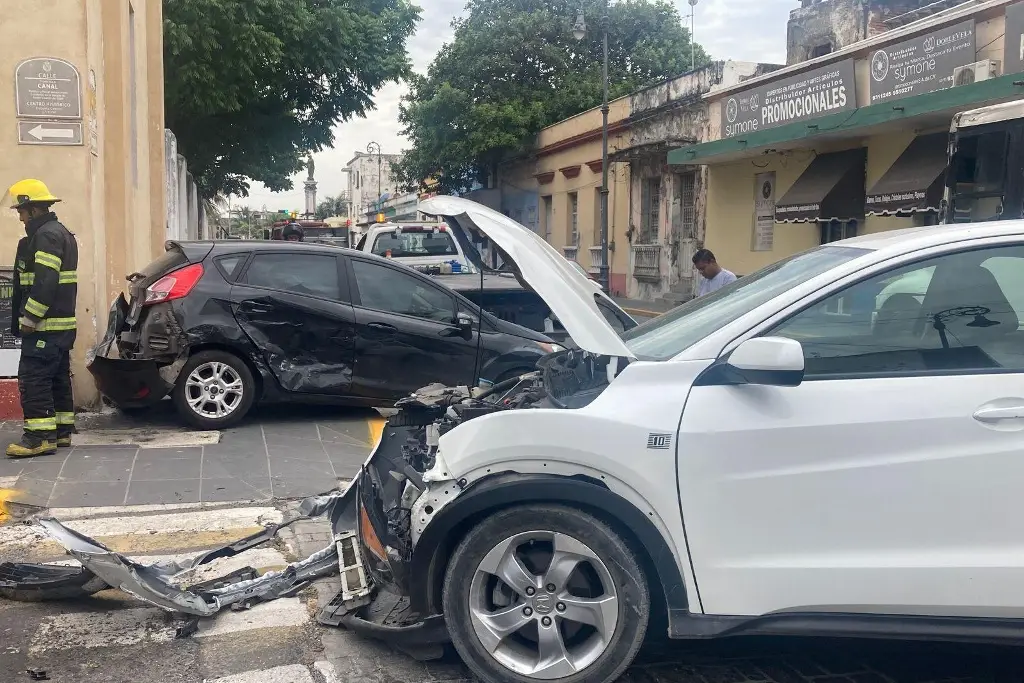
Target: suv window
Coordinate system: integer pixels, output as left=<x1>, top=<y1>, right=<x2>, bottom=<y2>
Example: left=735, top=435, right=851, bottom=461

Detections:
left=352, top=260, right=455, bottom=323
left=244, top=253, right=340, bottom=299
left=371, top=230, right=458, bottom=257
left=769, top=245, right=1024, bottom=376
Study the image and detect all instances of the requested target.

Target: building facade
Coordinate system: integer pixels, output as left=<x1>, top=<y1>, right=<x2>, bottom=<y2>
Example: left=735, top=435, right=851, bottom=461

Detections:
left=498, top=99, right=634, bottom=295
left=0, top=0, right=166, bottom=405
left=670, top=0, right=1024, bottom=280
left=345, top=151, right=403, bottom=225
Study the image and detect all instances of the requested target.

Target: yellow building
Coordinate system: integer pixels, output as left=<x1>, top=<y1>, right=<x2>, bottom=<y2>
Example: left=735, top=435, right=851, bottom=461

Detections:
left=499, top=99, right=633, bottom=295
left=0, top=0, right=166, bottom=407
left=670, top=0, right=1024, bottom=277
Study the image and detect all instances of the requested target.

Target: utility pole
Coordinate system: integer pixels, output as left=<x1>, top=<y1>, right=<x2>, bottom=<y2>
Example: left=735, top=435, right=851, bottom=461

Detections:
left=573, top=1, right=610, bottom=292
left=367, top=141, right=382, bottom=217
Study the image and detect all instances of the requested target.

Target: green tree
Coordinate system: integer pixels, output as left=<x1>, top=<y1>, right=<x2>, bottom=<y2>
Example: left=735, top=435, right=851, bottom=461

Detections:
left=316, top=194, right=350, bottom=219
left=395, top=0, right=708, bottom=195
left=164, top=0, right=420, bottom=199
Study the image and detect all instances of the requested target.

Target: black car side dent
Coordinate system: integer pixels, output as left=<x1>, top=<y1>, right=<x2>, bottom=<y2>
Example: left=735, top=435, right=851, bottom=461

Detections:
left=405, top=473, right=689, bottom=621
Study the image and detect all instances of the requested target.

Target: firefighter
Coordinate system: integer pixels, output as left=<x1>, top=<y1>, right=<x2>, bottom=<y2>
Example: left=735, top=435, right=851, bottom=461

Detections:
left=4, top=179, right=78, bottom=458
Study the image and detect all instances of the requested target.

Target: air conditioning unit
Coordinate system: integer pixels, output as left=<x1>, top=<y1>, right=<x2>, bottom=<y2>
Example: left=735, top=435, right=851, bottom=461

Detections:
left=953, top=60, right=1001, bottom=86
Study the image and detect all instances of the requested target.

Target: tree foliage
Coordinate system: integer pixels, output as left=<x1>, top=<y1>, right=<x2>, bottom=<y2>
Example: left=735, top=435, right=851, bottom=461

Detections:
left=395, top=0, right=709, bottom=195
left=164, top=0, right=420, bottom=199
left=316, top=194, right=350, bottom=219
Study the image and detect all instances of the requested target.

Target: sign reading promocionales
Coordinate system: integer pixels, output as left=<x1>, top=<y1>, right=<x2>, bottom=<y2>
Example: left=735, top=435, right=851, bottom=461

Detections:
left=721, top=59, right=856, bottom=139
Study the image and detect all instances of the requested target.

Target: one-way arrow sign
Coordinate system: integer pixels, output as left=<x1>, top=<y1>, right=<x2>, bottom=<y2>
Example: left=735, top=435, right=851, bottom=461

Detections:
left=18, top=120, right=83, bottom=146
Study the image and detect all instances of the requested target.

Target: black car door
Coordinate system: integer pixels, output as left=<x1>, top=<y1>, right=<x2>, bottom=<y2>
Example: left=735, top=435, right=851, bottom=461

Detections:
left=230, top=251, right=357, bottom=395
left=346, top=256, right=479, bottom=398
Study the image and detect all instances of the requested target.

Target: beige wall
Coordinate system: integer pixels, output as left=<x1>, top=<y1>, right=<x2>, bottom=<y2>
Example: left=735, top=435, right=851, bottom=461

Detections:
left=503, top=97, right=634, bottom=294
left=0, top=0, right=165, bottom=406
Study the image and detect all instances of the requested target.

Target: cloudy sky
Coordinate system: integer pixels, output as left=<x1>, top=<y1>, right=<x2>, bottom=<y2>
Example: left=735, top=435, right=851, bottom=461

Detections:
left=244, top=0, right=793, bottom=211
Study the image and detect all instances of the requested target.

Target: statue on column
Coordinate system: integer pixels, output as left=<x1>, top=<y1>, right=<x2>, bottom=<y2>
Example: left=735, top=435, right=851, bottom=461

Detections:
left=307, top=155, right=315, bottom=180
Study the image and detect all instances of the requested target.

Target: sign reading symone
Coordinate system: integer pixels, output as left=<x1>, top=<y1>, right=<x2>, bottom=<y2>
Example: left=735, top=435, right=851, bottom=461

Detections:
left=721, top=59, right=856, bottom=139
left=15, top=57, right=82, bottom=120
left=868, top=20, right=976, bottom=104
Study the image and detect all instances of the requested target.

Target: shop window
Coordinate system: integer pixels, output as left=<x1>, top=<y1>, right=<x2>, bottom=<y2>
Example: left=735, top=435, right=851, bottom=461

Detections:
left=640, top=177, right=661, bottom=243
left=568, top=192, right=579, bottom=246
left=820, top=219, right=858, bottom=245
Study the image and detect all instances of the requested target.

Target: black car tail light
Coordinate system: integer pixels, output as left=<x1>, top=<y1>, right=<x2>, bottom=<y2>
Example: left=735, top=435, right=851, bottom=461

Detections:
left=144, top=263, right=204, bottom=305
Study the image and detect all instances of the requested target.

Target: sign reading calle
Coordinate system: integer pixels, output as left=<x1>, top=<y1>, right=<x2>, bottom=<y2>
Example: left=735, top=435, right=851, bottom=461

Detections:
left=721, top=60, right=857, bottom=139
left=15, top=57, right=82, bottom=120
left=868, top=20, right=976, bottom=104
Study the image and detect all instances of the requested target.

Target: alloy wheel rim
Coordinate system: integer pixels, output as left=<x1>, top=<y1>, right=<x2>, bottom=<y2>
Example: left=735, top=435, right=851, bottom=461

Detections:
left=468, top=530, right=619, bottom=679
left=184, top=361, right=244, bottom=419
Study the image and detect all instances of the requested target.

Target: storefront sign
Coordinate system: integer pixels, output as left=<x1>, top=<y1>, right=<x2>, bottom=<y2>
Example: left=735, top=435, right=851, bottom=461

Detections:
left=752, top=173, right=775, bottom=252
left=722, top=60, right=856, bottom=139
left=868, top=20, right=975, bottom=104
left=1005, top=2, right=1024, bottom=75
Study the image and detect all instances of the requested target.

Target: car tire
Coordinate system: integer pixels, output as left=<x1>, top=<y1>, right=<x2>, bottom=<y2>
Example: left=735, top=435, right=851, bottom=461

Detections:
left=172, top=350, right=256, bottom=430
left=443, top=504, right=650, bottom=683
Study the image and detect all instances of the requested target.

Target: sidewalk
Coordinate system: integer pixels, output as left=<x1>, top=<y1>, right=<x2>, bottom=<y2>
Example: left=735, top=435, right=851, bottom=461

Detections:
left=614, top=296, right=679, bottom=319
left=0, top=403, right=381, bottom=509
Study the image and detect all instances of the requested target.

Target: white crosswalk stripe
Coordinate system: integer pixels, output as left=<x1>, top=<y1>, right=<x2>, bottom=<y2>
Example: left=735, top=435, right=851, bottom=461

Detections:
left=1, top=503, right=347, bottom=682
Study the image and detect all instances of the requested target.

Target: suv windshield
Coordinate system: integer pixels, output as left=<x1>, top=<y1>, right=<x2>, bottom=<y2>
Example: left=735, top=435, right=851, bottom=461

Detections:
left=372, top=230, right=458, bottom=257
left=622, top=245, right=870, bottom=360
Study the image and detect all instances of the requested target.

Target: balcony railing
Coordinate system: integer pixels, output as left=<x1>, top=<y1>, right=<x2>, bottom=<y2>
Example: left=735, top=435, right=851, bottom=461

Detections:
left=631, top=244, right=662, bottom=282
left=562, top=246, right=579, bottom=261
left=588, top=246, right=605, bottom=274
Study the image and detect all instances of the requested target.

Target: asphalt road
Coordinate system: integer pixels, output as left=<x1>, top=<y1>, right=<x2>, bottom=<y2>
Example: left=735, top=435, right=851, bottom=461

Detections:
left=2, top=502, right=1022, bottom=683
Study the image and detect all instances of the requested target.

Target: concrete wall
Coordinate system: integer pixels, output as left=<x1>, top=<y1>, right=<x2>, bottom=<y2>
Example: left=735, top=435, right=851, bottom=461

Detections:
left=346, top=152, right=403, bottom=222
left=0, top=0, right=165, bottom=403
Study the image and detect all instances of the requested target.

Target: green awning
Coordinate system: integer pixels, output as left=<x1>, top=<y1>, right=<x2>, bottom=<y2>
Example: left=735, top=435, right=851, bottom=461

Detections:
left=669, top=74, right=1024, bottom=166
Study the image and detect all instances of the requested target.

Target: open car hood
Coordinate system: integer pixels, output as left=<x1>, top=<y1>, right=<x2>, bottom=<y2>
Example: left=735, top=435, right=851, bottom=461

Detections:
left=419, top=196, right=636, bottom=359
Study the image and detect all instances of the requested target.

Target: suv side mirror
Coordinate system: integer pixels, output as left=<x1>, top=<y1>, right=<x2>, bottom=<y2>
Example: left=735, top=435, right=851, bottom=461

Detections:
left=697, top=336, right=805, bottom=387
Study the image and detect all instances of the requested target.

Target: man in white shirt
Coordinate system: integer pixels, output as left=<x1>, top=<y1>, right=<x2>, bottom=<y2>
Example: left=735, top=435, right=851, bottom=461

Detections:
left=693, top=248, right=736, bottom=297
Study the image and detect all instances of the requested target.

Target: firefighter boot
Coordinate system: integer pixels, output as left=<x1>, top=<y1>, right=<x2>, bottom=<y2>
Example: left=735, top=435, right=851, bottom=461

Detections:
left=6, top=437, right=57, bottom=458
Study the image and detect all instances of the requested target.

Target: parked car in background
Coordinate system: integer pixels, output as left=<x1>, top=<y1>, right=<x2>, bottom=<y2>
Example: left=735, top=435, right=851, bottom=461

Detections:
left=355, top=221, right=472, bottom=273
left=87, top=241, right=567, bottom=429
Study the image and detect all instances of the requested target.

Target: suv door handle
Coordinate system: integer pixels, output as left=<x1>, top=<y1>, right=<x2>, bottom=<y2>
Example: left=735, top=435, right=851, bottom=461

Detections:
left=973, top=405, right=1024, bottom=421
left=367, top=322, right=397, bottom=332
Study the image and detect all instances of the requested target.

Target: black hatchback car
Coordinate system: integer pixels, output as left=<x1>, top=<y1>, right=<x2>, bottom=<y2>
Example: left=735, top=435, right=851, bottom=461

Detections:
left=88, top=241, right=562, bottom=429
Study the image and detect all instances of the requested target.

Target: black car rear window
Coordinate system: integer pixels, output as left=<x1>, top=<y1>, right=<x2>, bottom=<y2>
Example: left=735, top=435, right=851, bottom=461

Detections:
left=215, top=254, right=247, bottom=281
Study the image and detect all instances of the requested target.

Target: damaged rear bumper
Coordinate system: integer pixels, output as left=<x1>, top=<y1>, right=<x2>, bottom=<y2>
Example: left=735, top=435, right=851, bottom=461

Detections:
left=86, top=294, right=186, bottom=408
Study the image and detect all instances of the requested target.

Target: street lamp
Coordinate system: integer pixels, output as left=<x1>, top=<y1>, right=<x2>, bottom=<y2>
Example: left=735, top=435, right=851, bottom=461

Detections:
left=684, top=0, right=699, bottom=71
left=366, top=141, right=382, bottom=216
left=574, top=2, right=610, bottom=292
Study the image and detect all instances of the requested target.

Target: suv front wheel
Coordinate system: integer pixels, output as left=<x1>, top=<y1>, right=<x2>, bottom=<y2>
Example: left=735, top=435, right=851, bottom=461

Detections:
left=173, top=350, right=256, bottom=430
left=443, top=504, right=650, bottom=683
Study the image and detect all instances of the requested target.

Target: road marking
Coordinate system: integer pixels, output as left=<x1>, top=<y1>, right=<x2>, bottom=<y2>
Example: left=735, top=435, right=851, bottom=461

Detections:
left=72, top=428, right=221, bottom=448
left=0, top=506, right=283, bottom=560
left=28, top=598, right=310, bottom=653
left=208, top=664, right=315, bottom=683
left=0, top=487, right=21, bottom=523
left=367, top=415, right=386, bottom=447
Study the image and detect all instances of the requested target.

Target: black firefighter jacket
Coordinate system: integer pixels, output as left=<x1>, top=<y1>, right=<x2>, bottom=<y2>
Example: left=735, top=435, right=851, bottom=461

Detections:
left=11, top=212, right=79, bottom=349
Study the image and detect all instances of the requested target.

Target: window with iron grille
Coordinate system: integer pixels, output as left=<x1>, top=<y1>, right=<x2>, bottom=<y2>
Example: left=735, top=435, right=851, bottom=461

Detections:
left=678, top=172, right=697, bottom=239
left=568, top=192, right=579, bottom=246
left=641, top=177, right=661, bottom=242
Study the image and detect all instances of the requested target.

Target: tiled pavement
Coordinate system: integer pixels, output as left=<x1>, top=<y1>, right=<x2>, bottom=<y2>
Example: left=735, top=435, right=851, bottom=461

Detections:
left=0, top=403, right=378, bottom=508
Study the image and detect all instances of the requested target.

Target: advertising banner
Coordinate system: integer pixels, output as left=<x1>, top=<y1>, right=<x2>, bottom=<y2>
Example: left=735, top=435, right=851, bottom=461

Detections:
left=721, top=60, right=856, bottom=139
left=868, top=20, right=975, bottom=104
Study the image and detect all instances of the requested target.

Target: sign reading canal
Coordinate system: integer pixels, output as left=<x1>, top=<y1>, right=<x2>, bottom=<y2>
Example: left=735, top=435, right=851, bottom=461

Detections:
left=721, top=60, right=856, bottom=139
left=15, top=57, right=82, bottom=120
left=868, top=20, right=975, bottom=104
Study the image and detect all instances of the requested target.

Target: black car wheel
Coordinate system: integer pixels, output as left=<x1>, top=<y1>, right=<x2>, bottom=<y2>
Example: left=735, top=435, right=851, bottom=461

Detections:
left=443, top=504, right=650, bottom=683
left=173, top=350, right=256, bottom=430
